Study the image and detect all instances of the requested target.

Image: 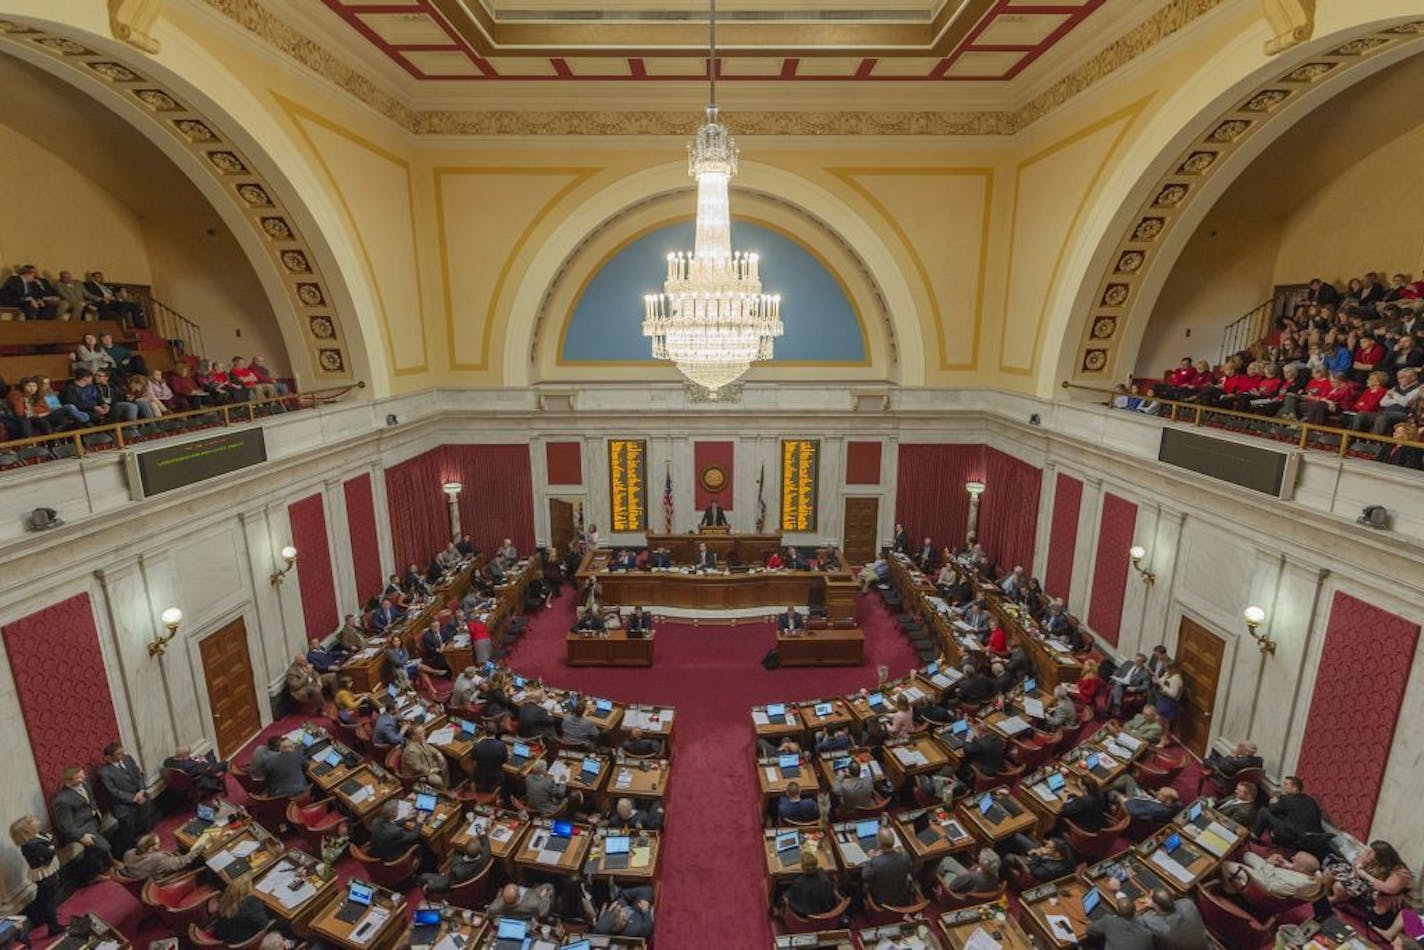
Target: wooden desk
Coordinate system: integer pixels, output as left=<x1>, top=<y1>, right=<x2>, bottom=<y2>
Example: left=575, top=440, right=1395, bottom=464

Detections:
left=428, top=723, right=477, bottom=778
left=893, top=806, right=976, bottom=867
left=339, top=647, right=387, bottom=694
left=307, top=882, right=405, bottom=950
left=882, top=736, right=950, bottom=787
left=500, top=737, right=546, bottom=779
left=1018, top=766, right=1091, bottom=835
left=1291, top=914, right=1377, bottom=949
left=1018, top=876, right=1092, bottom=948
left=763, top=826, right=837, bottom=901
left=1173, top=802, right=1247, bottom=862
left=859, top=921, right=945, bottom=948
left=203, top=821, right=282, bottom=885
left=1134, top=825, right=1218, bottom=894
left=827, top=819, right=902, bottom=871
left=938, top=904, right=1033, bottom=949
left=815, top=749, right=885, bottom=789
left=512, top=820, right=594, bottom=878
left=403, top=911, right=487, bottom=950
left=604, top=758, right=668, bottom=803
left=567, top=628, right=654, bottom=667
left=306, top=740, right=361, bottom=793
left=583, top=830, right=660, bottom=882
left=752, top=703, right=806, bottom=742
left=778, top=628, right=864, bottom=667
left=644, top=532, right=783, bottom=563
left=620, top=705, right=675, bottom=743
left=173, top=800, right=245, bottom=854
left=1083, top=853, right=1172, bottom=910
left=773, top=931, right=854, bottom=950
left=957, top=789, right=1036, bottom=844
left=1063, top=742, right=1133, bottom=792
left=800, top=698, right=856, bottom=734
left=395, top=790, right=462, bottom=851
left=757, top=755, right=819, bottom=800
left=251, top=852, right=340, bottom=928
left=979, top=708, right=1037, bottom=745
left=450, top=807, right=529, bottom=865
left=552, top=751, right=609, bottom=797
left=43, top=914, right=131, bottom=950
left=587, top=567, right=849, bottom=617
left=331, top=764, right=403, bottom=823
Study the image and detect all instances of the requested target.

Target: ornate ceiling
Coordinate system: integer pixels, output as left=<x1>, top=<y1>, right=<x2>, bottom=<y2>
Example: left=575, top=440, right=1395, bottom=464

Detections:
left=317, top=0, right=1107, bottom=83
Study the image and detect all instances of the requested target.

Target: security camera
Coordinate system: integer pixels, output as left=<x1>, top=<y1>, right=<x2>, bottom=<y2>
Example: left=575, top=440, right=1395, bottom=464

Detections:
left=386, top=414, right=399, bottom=427
left=28, top=507, right=62, bottom=531
left=1357, top=505, right=1389, bottom=530
left=1028, top=414, right=1041, bottom=426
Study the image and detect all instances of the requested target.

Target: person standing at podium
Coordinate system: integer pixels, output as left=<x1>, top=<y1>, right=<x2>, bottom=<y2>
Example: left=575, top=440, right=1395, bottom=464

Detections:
left=777, top=606, right=804, bottom=635
left=785, top=546, right=808, bottom=571
left=694, top=542, right=717, bottom=571
left=701, top=500, right=729, bottom=528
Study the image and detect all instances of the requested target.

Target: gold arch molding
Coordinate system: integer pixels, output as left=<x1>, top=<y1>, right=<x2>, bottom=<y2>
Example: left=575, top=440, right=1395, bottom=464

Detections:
left=0, top=18, right=355, bottom=382
left=529, top=189, right=897, bottom=375
left=1071, top=19, right=1424, bottom=383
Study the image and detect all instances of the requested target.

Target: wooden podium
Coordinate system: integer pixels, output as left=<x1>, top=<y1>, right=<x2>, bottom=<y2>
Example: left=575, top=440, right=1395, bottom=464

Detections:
left=645, top=532, right=782, bottom=564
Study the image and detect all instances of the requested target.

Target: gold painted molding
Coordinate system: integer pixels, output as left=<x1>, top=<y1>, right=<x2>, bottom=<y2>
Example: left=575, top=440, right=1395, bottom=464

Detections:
left=1261, top=0, right=1315, bottom=56
left=109, top=0, right=162, bottom=54
left=196, top=0, right=1226, bottom=137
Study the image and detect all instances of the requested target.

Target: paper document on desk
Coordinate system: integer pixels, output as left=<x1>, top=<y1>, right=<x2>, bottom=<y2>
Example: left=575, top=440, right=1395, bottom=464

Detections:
left=752, top=711, right=770, bottom=726
left=231, top=839, right=260, bottom=858
left=893, top=746, right=928, bottom=767
left=536, top=849, right=561, bottom=865
left=94, top=943, right=120, bottom=950
left=900, top=686, right=926, bottom=704
left=489, top=823, right=514, bottom=843
left=351, top=907, right=389, bottom=945
left=943, top=819, right=967, bottom=840
left=931, top=672, right=958, bottom=689
left=278, top=880, right=317, bottom=909
left=548, top=761, right=571, bottom=783
left=996, top=716, right=1031, bottom=736
left=432, top=936, right=465, bottom=950
left=631, top=844, right=652, bottom=868
left=962, top=926, right=1002, bottom=950
left=1149, top=849, right=1195, bottom=884
left=1030, top=781, right=1056, bottom=802
left=396, top=801, right=415, bottom=822
left=256, top=865, right=291, bottom=894
left=428, top=727, right=457, bottom=746
left=1045, top=638, right=1071, bottom=653
left=839, top=841, right=868, bottom=865
left=1105, top=741, right=1134, bottom=761
left=1023, top=698, right=1045, bottom=719
left=1046, top=914, right=1078, bottom=942
left=284, top=728, right=307, bottom=744
left=1115, top=732, right=1143, bottom=752
left=1095, top=750, right=1118, bottom=767
left=615, top=769, right=633, bottom=789
left=450, top=634, right=470, bottom=647
left=952, top=620, right=973, bottom=633
left=349, top=785, right=374, bottom=805
left=205, top=850, right=237, bottom=873
left=1197, top=824, right=1233, bottom=857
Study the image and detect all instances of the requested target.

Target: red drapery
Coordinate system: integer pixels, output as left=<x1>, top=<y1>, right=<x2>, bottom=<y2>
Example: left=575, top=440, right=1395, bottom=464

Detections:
left=288, top=493, right=338, bottom=639
left=383, top=450, right=450, bottom=571
left=343, top=474, right=383, bottom=601
left=443, top=444, right=537, bottom=555
left=1044, top=473, right=1083, bottom=603
left=1295, top=592, right=1419, bottom=838
left=1087, top=493, right=1137, bottom=647
left=976, top=448, right=1041, bottom=573
left=2, top=593, right=121, bottom=795
left=894, top=444, right=984, bottom=552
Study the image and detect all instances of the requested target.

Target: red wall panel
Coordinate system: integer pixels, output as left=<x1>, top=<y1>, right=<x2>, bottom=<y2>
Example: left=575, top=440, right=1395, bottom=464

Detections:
left=2, top=593, right=121, bottom=796
left=545, top=442, right=583, bottom=486
left=288, top=494, right=338, bottom=640
left=1087, top=493, right=1136, bottom=648
left=977, top=448, right=1041, bottom=573
left=845, top=441, right=882, bottom=485
left=894, top=444, right=984, bottom=553
left=1295, top=592, right=1419, bottom=838
left=1044, top=473, right=1083, bottom=602
left=343, top=474, right=383, bottom=601
left=694, top=441, right=735, bottom=511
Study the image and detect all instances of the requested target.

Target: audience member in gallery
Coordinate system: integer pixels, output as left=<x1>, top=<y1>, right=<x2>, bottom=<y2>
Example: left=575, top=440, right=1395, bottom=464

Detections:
left=97, top=742, right=156, bottom=854
left=122, top=832, right=198, bottom=880
left=164, top=362, right=208, bottom=410
left=250, top=355, right=285, bottom=398
left=5, top=377, right=54, bottom=437
left=162, top=745, right=229, bottom=795
left=399, top=723, right=450, bottom=790
left=10, top=815, right=65, bottom=935
left=1385, top=422, right=1423, bottom=469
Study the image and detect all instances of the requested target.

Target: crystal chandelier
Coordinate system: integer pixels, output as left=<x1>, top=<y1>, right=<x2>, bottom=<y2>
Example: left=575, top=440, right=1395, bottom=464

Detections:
left=641, top=0, right=782, bottom=394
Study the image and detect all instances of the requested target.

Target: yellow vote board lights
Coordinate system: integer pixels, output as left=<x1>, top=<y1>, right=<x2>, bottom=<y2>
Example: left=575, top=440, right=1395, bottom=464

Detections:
left=608, top=439, right=648, bottom=532
left=780, top=439, right=819, bottom=532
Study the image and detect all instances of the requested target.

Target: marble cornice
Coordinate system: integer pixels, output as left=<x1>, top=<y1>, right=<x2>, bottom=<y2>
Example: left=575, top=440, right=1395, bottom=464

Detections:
left=196, top=0, right=1227, bottom=137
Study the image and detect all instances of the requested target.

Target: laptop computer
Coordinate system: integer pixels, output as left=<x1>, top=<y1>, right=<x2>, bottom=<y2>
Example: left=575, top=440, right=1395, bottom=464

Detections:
left=545, top=820, right=574, bottom=854
left=415, top=792, right=439, bottom=813
left=1047, top=771, right=1067, bottom=793
left=832, top=756, right=852, bottom=773
left=912, top=810, right=939, bottom=846
left=1081, top=886, right=1106, bottom=921
left=335, top=880, right=374, bottom=924
left=766, top=703, right=787, bottom=723
left=1023, top=677, right=1037, bottom=694
left=595, top=698, right=613, bottom=714
left=561, top=941, right=591, bottom=950
left=410, top=906, right=442, bottom=946
left=1186, top=801, right=1207, bottom=827
left=778, top=753, right=801, bottom=778
left=459, top=719, right=477, bottom=735
left=813, top=702, right=833, bottom=717
left=602, top=834, right=631, bottom=870
left=854, top=819, right=881, bottom=843
left=580, top=757, right=601, bottom=778
left=978, top=793, right=1008, bottom=824
left=511, top=742, right=531, bottom=764
left=867, top=692, right=886, bottom=710
left=925, top=661, right=940, bottom=676
left=494, top=917, right=530, bottom=950
left=513, top=675, right=527, bottom=689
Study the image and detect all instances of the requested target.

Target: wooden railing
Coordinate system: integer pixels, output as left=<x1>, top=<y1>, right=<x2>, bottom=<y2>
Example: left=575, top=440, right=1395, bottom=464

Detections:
left=0, top=382, right=364, bottom=465
left=1123, top=394, right=1424, bottom=463
left=1218, top=297, right=1276, bottom=363
left=149, top=296, right=205, bottom=359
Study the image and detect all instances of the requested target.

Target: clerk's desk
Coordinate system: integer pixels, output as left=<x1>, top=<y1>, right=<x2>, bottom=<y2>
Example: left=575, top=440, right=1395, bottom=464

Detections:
left=645, top=531, right=782, bottom=563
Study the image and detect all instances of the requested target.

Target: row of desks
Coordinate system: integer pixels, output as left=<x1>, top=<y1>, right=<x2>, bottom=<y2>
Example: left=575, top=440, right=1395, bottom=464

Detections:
left=772, top=904, right=1034, bottom=950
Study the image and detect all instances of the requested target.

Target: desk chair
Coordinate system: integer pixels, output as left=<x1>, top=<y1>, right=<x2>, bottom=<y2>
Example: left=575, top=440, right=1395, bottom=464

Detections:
left=934, top=880, right=1005, bottom=912
left=1131, top=756, right=1184, bottom=792
left=286, top=798, right=346, bottom=853
left=1063, top=811, right=1129, bottom=861
left=383, top=746, right=409, bottom=788
left=1196, top=879, right=1276, bottom=949
left=778, top=813, right=821, bottom=829
left=1197, top=766, right=1264, bottom=798
left=159, top=766, right=206, bottom=808
left=971, top=762, right=1024, bottom=794
left=832, top=796, right=891, bottom=823
left=247, top=788, right=306, bottom=833
left=1011, top=737, right=1053, bottom=772
left=439, top=859, right=495, bottom=911
left=188, top=921, right=275, bottom=949
left=349, top=842, right=420, bottom=890
left=779, top=893, right=851, bottom=934
left=863, top=883, right=929, bottom=926
left=140, top=869, right=216, bottom=935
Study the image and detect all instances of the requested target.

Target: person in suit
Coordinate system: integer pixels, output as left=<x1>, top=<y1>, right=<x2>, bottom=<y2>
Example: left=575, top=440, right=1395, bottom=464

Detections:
left=814, top=726, right=852, bottom=754
left=694, top=542, right=717, bottom=571
left=524, top=760, right=575, bottom=817
left=399, top=724, right=450, bottom=789
left=606, top=797, right=656, bottom=831
left=892, top=524, right=909, bottom=555
left=369, top=598, right=404, bottom=633
left=785, top=849, right=839, bottom=917
left=51, top=766, right=114, bottom=879
left=52, top=270, right=91, bottom=321
left=487, top=882, right=555, bottom=922
left=1215, top=781, right=1260, bottom=828
left=785, top=546, right=808, bottom=570
left=1122, top=706, right=1165, bottom=745
left=9, top=815, right=65, bottom=934
left=561, top=701, right=601, bottom=746
left=1108, top=654, right=1151, bottom=716
left=517, top=690, right=559, bottom=741
left=1108, top=778, right=1182, bottom=826
left=1140, top=887, right=1207, bottom=950
left=0, top=265, right=58, bottom=319
left=935, top=847, right=1002, bottom=898
left=1251, top=775, right=1325, bottom=851
left=832, top=760, right=877, bottom=809
left=247, top=736, right=282, bottom=782
left=82, top=271, right=144, bottom=325
left=862, top=828, right=916, bottom=907
left=611, top=549, right=638, bottom=572
left=122, top=832, right=199, bottom=880
left=701, top=500, right=728, bottom=527
left=1005, top=836, right=1077, bottom=884
left=1060, top=790, right=1109, bottom=833
left=956, top=731, right=1006, bottom=784
left=1203, top=740, right=1263, bottom=783
left=97, top=742, right=155, bottom=854
left=264, top=740, right=310, bottom=799
left=777, top=606, right=803, bottom=635
left=625, top=606, right=653, bottom=639
left=471, top=734, right=508, bottom=793
left=584, top=885, right=656, bottom=938
left=917, top=538, right=936, bottom=572
left=368, top=799, right=421, bottom=860
left=373, top=699, right=407, bottom=748
left=572, top=608, right=606, bottom=636
left=419, top=622, right=452, bottom=676
left=620, top=727, right=663, bottom=758
left=420, top=833, right=490, bottom=894
left=162, top=745, right=229, bottom=795
left=284, top=653, right=325, bottom=707
left=336, top=613, right=369, bottom=652
left=1084, top=892, right=1154, bottom=950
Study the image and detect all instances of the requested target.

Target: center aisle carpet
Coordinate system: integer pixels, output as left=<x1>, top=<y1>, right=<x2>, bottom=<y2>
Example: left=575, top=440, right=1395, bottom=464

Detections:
left=508, top=591, right=918, bottom=950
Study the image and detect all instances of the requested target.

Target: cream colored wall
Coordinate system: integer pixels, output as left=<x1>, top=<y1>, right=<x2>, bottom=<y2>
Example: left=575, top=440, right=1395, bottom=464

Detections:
left=0, top=124, right=152, bottom=283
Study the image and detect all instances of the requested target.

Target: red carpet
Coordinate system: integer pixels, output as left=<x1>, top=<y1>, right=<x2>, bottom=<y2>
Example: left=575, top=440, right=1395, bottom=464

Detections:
left=506, top=590, right=920, bottom=950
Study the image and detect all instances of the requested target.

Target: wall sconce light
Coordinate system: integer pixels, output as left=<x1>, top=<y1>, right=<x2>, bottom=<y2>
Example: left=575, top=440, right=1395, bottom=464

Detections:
left=964, top=481, right=986, bottom=499
left=1128, top=545, right=1156, bottom=585
left=1243, top=605, right=1276, bottom=656
left=269, top=545, right=298, bottom=587
left=442, top=481, right=463, bottom=498
left=149, top=607, right=183, bottom=658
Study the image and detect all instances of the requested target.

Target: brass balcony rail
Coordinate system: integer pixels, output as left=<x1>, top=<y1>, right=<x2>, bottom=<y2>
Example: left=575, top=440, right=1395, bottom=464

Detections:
left=0, top=382, right=365, bottom=466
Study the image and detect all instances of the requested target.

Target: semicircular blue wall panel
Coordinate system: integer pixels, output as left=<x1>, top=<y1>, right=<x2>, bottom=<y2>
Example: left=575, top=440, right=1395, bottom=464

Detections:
left=561, top=219, right=867, bottom=363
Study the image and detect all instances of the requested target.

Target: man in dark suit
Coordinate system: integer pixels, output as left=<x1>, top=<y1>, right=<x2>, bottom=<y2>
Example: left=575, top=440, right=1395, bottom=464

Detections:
left=611, top=549, right=638, bottom=572
left=471, top=734, right=508, bottom=792
left=420, top=834, right=490, bottom=894
left=700, top=500, right=728, bottom=528
left=777, top=606, right=803, bottom=634
left=97, top=742, right=155, bottom=853
left=1203, top=740, right=1263, bottom=782
left=694, top=542, right=717, bottom=571
left=625, top=606, right=653, bottom=639
left=0, top=265, right=58, bottom=318
left=162, top=745, right=229, bottom=795
left=1059, top=790, right=1109, bottom=833
left=368, top=799, right=420, bottom=860
left=263, top=741, right=310, bottom=798
left=573, top=608, right=606, bottom=636
left=517, top=691, right=558, bottom=741
left=861, top=828, right=915, bottom=907
left=917, top=538, right=935, bottom=572
left=784, top=547, right=808, bottom=571
left=1252, top=775, right=1325, bottom=850
left=892, top=524, right=909, bottom=555
left=1215, top=781, right=1260, bottom=828
left=956, top=731, right=1006, bottom=783
left=82, top=271, right=144, bottom=325
left=52, top=765, right=114, bottom=872
left=369, top=598, right=403, bottom=632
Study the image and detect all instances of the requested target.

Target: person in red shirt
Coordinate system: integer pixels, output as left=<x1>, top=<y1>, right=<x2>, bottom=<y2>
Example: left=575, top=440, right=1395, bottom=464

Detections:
left=467, top=615, right=491, bottom=665
left=1283, top=366, right=1332, bottom=419
left=229, top=356, right=261, bottom=399
left=1160, top=357, right=1199, bottom=400
left=1069, top=667, right=1102, bottom=709
left=765, top=550, right=784, bottom=570
left=1302, top=372, right=1359, bottom=424
left=986, top=619, right=1010, bottom=657
left=1352, top=332, right=1387, bottom=382
left=1234, top=362, right=1284, bottom=412
left=1345, top=371, right=1389, bottom=424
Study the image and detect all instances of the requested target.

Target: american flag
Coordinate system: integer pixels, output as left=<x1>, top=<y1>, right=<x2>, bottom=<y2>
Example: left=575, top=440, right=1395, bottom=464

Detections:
left=663, top=460, right=674, bottom=532
left=756, top=463, right=767, bottom=533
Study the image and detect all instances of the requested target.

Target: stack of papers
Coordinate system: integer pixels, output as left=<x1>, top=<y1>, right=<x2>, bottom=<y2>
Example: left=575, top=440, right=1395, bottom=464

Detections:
left=996, top=716, right=1030, bottom=736
left=548, top=761, right=572, bottom=783
left=893, top=747, right=929, bottom=767
left=1149, top=849, right=1195, bottom=884
left=348, top=785, right=374, bottom=805
left=1196, top=823, right=1234, bottom=857
left=1116, top=732, right=1144, bottom=752
left=1030, top=782, right=1056, bottom=802
left=751, top=711, right=771, bottom=726
left=1023, top=698, right=1045, bottom=719
left=630, top=844, right=653, bottom=868
left=614, top=769, right=634, bottom=789
left=351, top=907, right=389, bottom=945
left=231, top=839, right=260, bottom=858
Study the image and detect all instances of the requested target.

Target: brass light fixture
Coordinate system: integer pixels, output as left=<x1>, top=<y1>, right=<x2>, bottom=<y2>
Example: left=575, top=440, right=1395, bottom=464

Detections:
left=149, top=606, right=183, bottom=658
left=1128, top=545, right=1156, bottom=585
left=270, top=545, right=298, bottom=586
left=1243, top=605, right=1276, bottom=655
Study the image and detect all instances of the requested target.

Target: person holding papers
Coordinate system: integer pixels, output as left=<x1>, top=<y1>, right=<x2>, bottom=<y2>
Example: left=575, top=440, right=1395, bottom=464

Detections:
left=399, top=724, right=450, bottom=790
left=369, top=799, right=421, bottom=860
left=777, top=606, right=804, bottom=634
left=1108, top=654, right=1151, bottom=716
left=524, top=760, right=575, bottom=817
left=694, top=542, right=717, bottom=571
left=960, top=601, right=991, bottom=634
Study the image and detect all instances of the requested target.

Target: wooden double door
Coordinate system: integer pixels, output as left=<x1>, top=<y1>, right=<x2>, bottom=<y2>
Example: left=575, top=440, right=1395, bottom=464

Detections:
left=842, top=497, right=879, bottom=565
left=1173, top=617, right=1226, bottom=757
left=199, top=618, right=263, bottom=758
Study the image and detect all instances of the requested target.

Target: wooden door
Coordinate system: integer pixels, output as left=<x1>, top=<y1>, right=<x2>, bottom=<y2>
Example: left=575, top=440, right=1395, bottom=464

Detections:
left=549, top=499, right=576, bottom=553
left=842, top=497, right=880, bottom=565
left=1174, top=617, right=1226, bottom=756
left=199, top=618, right=262, bottom=758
